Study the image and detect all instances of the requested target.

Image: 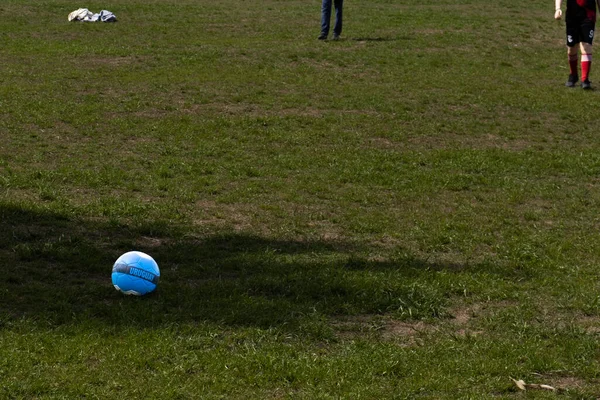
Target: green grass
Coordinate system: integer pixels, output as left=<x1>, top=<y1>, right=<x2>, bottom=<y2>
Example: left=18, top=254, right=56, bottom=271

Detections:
left=2, top=0, right=600, bottom=397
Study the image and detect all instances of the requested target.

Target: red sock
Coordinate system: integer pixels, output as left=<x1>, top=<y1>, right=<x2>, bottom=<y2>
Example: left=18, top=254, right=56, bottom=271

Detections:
left=569, top=54, right=578, bottom=76
left=582, top=54, right=592, bottom=81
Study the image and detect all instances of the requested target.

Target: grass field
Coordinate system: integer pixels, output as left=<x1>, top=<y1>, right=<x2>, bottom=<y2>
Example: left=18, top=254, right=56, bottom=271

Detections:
left=2, top=0, right=600, bottom=397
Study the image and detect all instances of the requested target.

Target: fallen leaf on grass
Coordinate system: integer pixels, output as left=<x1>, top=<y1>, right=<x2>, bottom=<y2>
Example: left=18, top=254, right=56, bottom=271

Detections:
left=511, top=378, right=557, bottom=392
left=512, top=379, right=526, bottom=390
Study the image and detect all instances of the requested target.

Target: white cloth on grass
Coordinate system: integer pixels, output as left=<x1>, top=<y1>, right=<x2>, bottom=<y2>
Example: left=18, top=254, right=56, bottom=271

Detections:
left=68, top=8, right=93, bottom=21
left=68, top=9, right=117, bottom=22
left=91, top=10, right=117, bottom=22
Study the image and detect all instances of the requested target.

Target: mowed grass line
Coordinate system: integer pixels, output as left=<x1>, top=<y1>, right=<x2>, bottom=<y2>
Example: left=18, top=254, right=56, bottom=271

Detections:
left=2, top=0, right=600, bottom=397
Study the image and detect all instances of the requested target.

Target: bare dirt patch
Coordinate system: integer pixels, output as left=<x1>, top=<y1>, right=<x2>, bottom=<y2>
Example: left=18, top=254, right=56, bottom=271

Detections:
left=134, top=236, right=170, bottom=249
left=193, top=200, right=257, bottom=233
left=381, top=319, right=434, bottom=346
left=332, top=311, right=464, bottom=345
left=526, top=373, right=591, bottom=393
left=331, top=302, right=524, bottom=343
left=574, top=315, right=600, bottom=334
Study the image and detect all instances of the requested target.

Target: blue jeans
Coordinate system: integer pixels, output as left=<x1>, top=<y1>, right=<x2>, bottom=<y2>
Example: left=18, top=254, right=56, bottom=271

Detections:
left=321, top=0, right=343, bottom=36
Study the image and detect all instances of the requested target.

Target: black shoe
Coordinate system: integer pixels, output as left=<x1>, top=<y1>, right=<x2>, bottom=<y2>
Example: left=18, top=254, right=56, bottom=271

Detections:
left=332, top=34, right=340, bottom=41
left=566, top=74, right=579, bottom=87
left=318, top=34, right=327, bottom=40
left=582, top=79, right=592, bottom=90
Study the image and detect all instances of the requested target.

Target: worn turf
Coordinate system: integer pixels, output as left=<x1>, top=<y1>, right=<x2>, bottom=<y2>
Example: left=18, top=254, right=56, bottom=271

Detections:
left=2, top=0, right=600, bottom=397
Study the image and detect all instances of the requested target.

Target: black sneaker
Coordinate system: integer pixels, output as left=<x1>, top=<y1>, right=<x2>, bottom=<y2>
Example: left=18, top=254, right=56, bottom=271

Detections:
left=566, top=74, right=579, bottom=87
left=582, top=79, right=592, bottom=90
left=332, top=34, right=340, bottom=41
left=318, top=34, right=327, bottom=40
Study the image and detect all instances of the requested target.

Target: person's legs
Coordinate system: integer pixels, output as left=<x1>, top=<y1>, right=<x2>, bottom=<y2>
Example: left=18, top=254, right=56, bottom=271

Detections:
left=581, top=42, right=593, bottom=88
left=332, top=0, right=344, bottom=37
left=320, top=0, right=332, bottom=39
left=579, top=17, right=595, bottom=88
left=566, top=45, right=579, bottom=87
left=565, top=18, right=580, bottom=86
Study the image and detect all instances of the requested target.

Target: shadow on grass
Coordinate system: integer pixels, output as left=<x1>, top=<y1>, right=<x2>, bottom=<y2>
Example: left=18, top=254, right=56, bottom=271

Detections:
left=0, top=203, right=520, bottom=331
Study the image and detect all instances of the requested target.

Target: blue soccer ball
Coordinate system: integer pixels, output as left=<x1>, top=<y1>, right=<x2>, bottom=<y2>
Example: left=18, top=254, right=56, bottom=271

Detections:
left=112, top=251, right=160, bottom=296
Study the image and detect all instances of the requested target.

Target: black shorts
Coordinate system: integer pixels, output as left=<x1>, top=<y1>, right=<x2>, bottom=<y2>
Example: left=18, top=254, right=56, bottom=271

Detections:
left=566, top=15, right=596, bottom=46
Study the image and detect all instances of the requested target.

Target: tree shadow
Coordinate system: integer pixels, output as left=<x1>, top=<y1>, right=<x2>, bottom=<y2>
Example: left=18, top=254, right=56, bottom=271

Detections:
left=0, top=203, right=521, bottom=331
